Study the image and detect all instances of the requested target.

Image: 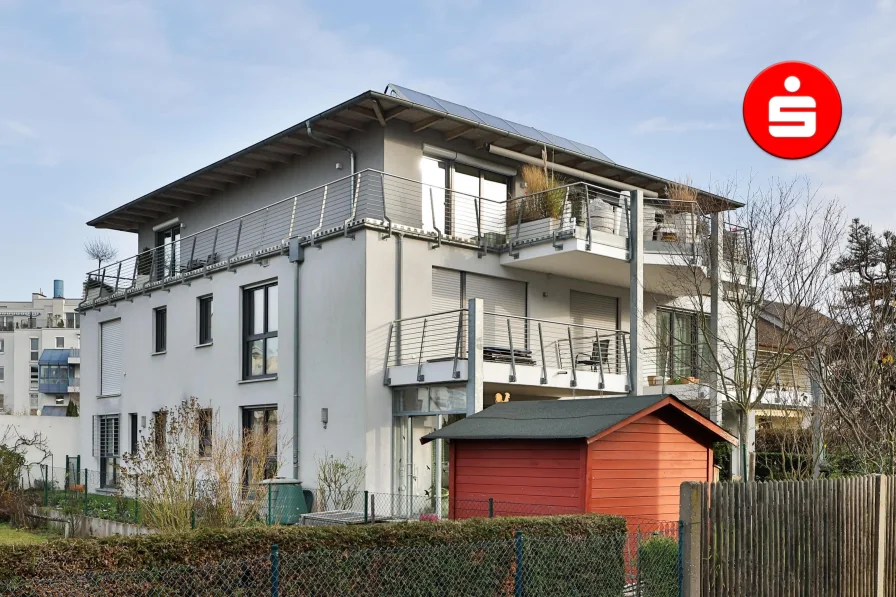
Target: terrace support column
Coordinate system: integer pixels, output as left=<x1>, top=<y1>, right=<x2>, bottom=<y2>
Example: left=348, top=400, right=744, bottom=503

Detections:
left=708, top=212, right=723, bottom=424
left=466, top=298, right=484, bottom=416
left=629, top=190, right=644, bottom=396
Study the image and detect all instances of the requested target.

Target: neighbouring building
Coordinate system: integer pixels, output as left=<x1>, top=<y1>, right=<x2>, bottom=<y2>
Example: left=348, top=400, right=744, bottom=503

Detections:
left=0, top=281, right=81, bottom=417
left=77, top=84, right=753, bottom=501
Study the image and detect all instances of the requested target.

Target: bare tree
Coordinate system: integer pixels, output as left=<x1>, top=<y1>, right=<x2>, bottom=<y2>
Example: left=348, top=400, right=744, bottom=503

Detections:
left=818, top=220, right=896, bottom=474
left=648, top=176, right=842, bottom=479
left=84, top=237, right=119, bottom=270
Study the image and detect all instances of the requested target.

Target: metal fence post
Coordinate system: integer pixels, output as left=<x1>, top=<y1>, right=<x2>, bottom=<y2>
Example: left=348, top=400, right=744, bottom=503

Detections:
left=514, top=530, right=524, bottom=597
left=267, top=486, right=273, bottom=526
left=364, top=490, right=369, bottom=524
left=270, top=544, right=280, bottom=597
left=135, top=476, right=140, bottom=523
left=488, top=498, right=494, bottom=518
left=83, top=468, right=88, bottom=517
left=64, top=454, right=69, bottom=491
left=42, top=465, right=48, bottom=506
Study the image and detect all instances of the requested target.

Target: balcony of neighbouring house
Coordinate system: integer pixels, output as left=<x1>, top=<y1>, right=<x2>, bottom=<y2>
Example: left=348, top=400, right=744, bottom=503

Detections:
left=383, top=309, right=631, bottom=395
left=37, top=349, right=77, bottom=394
left=68, top=349, right=80, bottom=365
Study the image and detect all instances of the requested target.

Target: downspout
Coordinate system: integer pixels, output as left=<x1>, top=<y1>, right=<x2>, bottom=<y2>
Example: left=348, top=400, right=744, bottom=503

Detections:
left=289, top=239, right=305, bottom=481
left=307, top=120, right=356, bottom=198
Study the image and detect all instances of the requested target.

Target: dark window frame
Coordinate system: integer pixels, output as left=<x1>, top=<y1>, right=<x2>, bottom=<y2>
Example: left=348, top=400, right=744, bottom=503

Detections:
left=129, top=413, right=138, bottom=454
left=198, top=408, right=213, bottom=457
left=242, top=283, right=278, bottom=379
left=153, top=410, right=168, bottom=453
left=656, top=308, right=707, bottom=379
left=241, top=406, right=278, bottom=485
left=198, top=295, right=213, bottom=345
left=154, top=307, right=167, bottom=353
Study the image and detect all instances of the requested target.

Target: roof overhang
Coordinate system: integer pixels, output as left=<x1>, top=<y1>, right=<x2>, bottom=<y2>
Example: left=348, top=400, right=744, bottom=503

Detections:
left=88, top=89, right=742, bottom=232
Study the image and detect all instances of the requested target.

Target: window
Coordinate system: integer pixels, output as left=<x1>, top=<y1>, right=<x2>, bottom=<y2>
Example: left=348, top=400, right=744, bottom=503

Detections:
left=153, top=410, right=168, bottom=452
left=655, top=309, right=708, bottom=380
left=100, top=319, right=123, bottom=396
left=0, top=367, right=4, bottom=382
left=242, top=406, right=278, bottom=484
left=92, top=414, right=120, bottom=488
left=29, top=338, right=38, bottom=361
left=30, top=366, right=38, bottom=390
left=29, top=393, right=38, bottom=415
left=129, top=413, right=138, bottom=454
left=66, top=312, right=80, bottom=329
left=0, top=316, right=12, bottom=332
left=153, top=307, right=167, bottom=353
left=198, top=408, right=213, bottom=457
left=198, top=296, right=213, bottom=345
left=0, top=394, right=5, bottom=413
left=56, top=337, right=64, bottom=348
left=0, top=338, right=5, bottom=353
left=243, top=283, right=278, bottom=379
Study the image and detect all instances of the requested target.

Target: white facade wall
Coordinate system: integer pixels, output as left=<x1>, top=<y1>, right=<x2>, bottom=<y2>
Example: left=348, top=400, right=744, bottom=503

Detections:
left=0, top=415, right=79, bottom=467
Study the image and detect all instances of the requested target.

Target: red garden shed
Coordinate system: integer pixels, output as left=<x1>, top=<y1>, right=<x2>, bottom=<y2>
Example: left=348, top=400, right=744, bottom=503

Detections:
left=422, top=394, right=737, bottom=521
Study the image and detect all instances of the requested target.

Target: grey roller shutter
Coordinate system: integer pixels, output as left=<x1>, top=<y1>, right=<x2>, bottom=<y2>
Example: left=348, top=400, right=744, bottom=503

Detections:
left=570, top=291, right=617, bottom=331
left=466, top=273, right=526, bottom=347
left=570, top=291, right=620, bottom=373
left=100, top=319, right=122, bottom=396
left=431, top=268, right=462, bottom=313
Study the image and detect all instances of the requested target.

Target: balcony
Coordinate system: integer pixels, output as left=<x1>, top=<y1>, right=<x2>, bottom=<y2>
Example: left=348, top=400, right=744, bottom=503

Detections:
left=68, top=349, right=80, bottom=365
left=383, top=309, right=630, bottom=395
left=81, top=168, right=744, bottom=307
left=38, top=377, right=79, bottom=395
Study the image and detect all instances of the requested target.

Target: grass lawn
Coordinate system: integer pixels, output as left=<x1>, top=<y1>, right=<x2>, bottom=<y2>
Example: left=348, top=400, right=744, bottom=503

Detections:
left=0, top=523, right=58, bottom=545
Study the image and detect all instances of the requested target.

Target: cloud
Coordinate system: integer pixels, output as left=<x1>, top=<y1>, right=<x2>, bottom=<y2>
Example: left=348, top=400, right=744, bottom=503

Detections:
left=634, top=117, right=731, bottom=134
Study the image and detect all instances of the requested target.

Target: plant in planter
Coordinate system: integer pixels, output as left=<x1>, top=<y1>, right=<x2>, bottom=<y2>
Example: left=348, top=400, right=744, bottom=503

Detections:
left=507, top=165, right=574, bottom=242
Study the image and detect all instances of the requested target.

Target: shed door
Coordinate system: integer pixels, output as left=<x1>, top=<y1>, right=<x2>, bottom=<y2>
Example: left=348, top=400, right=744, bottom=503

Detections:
left=570, top=291, right=619, bottom=372
left=100, top=319, right=123, bottom=396
left=466, top=273, right=526, bottom=347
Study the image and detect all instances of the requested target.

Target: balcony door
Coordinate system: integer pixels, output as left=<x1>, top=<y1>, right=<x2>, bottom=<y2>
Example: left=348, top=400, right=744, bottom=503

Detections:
left=155, top=224, right=181, bottom=280
left=422, top=158, right=448, bottom=235
left=570, top=291, right=619, bottom=373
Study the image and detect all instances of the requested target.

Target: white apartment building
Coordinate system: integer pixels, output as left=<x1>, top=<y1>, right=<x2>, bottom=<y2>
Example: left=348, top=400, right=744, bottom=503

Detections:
left=0, top=281, right=81, bottom=416
left=77, top=85, right=752, bottom=496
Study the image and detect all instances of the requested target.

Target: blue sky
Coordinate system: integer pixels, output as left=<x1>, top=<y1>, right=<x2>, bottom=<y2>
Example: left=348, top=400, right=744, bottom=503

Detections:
left=1, top=0, right=894, bottom=298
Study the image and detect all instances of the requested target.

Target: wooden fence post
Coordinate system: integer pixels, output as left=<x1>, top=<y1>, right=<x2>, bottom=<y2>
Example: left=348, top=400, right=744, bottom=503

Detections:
left=874, top=475, right=888, bottom=597
left=680, top=481, right=703, bottom=597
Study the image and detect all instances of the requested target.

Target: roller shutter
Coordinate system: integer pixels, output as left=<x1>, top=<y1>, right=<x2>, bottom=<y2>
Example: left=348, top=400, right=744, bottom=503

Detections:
left=431, top=268, right=462, bottom=313
left=100, top=319, right=123, bottom=396
left=570, top=291, right=619, bottom=373
left=466, top=273, right=527, bottom=347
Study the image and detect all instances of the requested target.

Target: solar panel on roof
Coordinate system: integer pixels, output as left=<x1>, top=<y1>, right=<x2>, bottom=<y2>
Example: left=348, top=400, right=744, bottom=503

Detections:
left=385, top=84, right=613, bottom=163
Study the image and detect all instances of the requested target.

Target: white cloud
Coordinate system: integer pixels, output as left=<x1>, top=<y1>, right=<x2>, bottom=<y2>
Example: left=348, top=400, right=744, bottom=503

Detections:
left=634, top=117, right=730, bottom=134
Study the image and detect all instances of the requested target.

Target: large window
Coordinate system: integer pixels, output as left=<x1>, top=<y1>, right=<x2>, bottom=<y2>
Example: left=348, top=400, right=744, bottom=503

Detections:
left=153, top=307, right=167, bottom=353
left=30, top=366, right=38, bottom=390
left=55, top=337, right=64, bottom=348
left=29, top=338, right=38, bottom=361
left=100, top=319, right=123, bottom=396
left=242, top=406, right=278, bottom=485
left=153, top=410, right=168, bottom=453
left=198, top=296, right=213, bottom=345
left=421, top=157, right=508, bottom=240
left=243, top=283, right=278, bottom=379
left=93, top=414, right=120, bottom=488
left=66, top=312, right=80, bottom=329
left=129, top=413, right=138, bottom=454
left=655, top=309, right=708, bottom=380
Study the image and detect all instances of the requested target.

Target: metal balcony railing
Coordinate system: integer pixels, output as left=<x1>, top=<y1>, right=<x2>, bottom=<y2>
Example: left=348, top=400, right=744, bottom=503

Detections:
left=81, top=168, right=735, bottom=306
left=383, top=309, right=629, bottom=388
left=505, top=182, right=631, bottom=253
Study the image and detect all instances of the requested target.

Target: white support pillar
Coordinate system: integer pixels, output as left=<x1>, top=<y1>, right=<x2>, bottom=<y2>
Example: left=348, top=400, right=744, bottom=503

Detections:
left=708, top=212, right=723, bottom=424
left=466, top=298, right=484, bottom=416
left=629, top=190, right=644, bottom=395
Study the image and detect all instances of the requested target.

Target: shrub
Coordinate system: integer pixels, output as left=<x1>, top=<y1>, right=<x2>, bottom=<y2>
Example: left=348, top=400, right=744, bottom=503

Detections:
left=0, top=514, right=625, bottom=581
left=637, top=535, right=679, bottom=597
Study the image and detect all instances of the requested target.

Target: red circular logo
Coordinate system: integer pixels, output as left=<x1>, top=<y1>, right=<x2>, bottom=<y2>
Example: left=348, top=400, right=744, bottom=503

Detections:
left=743, top=61, right=842, bottom=159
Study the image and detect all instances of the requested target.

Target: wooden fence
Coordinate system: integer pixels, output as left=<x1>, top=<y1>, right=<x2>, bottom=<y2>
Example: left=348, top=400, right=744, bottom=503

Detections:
left=680, top=476, right=896, bottom=597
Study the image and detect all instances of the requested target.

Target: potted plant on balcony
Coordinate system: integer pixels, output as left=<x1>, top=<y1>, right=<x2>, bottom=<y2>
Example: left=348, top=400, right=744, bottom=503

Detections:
left=507, top=165, right=572, bottom=242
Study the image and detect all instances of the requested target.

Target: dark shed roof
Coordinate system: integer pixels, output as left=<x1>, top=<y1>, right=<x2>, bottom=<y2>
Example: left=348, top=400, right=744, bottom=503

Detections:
left=421, top=394, right=737, bottom=445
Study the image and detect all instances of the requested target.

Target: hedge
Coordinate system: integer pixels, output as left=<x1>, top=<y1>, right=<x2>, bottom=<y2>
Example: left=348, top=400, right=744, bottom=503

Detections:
left=637, top=534, right=679, bottom=597
left=0, top=514, right=625, bottom=581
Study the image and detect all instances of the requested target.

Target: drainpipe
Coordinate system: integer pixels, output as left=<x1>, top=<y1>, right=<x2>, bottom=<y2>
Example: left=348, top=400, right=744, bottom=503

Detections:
left=307, top=121, right=356, bottom=201
left=289, top=238, right=305, bottom=481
